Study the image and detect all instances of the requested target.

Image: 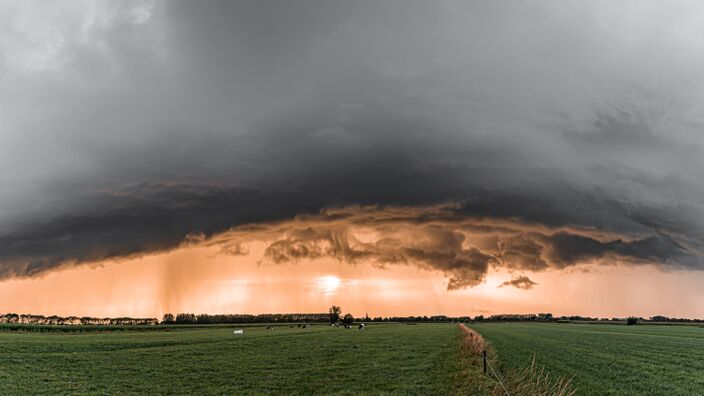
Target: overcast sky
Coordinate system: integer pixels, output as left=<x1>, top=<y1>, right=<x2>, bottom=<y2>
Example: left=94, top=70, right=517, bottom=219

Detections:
left=1, top=0, right=703, bottom=284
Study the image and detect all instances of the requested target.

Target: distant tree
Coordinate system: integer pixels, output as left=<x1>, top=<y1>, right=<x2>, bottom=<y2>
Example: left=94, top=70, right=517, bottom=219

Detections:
left=626, top=316, right=638, bottom=326
left=342, top=313, right=354, bottom=325
left=474, top=315, right=485, bottom=321
left=175, top=313, right=197, bottom=324
left=162, top=313, right=175, bottom=324
left=329, top=306, right=342, bottom=324
left=538, top=313, right=553, bottom=321
left=196, top=314, right=212, bottom=324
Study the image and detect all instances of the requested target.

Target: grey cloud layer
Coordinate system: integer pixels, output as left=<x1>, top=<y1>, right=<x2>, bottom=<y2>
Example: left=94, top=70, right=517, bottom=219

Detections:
left=0, top=0, right=703, bottom=280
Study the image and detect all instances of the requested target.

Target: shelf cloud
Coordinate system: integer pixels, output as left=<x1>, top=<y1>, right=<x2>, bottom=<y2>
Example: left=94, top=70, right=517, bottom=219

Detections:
left=1, top=0, right=703, bottom=284
left=194, top=205, right=700, bottom=290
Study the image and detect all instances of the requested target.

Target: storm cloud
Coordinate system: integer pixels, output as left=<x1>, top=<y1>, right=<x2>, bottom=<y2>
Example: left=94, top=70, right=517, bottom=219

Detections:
left=0, top=0, right=703, bottom=282
left=200, top=205, right=701, bottom=290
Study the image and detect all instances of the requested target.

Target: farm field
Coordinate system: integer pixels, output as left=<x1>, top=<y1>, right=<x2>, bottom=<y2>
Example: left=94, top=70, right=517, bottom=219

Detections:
left=0, top=323, right=476, bottom=395
left=471, top=322, right=704, bottom=395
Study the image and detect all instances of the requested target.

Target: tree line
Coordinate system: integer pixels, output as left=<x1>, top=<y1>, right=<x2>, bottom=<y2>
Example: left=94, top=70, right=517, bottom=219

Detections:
left=160, top=307, right=477, bottom=325
left=159, top=310, right=704, bottom=325
left=161, top=313, right=330, bottom=324
left=471, top=313, right=704, bottom=324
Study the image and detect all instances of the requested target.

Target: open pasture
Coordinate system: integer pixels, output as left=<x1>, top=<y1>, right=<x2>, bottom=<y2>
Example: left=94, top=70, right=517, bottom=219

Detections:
left=471, top=323, right=704, bottom=395
left=0, top=323, right=464, bottom=394
left=3, top=321, right=701, bottom=395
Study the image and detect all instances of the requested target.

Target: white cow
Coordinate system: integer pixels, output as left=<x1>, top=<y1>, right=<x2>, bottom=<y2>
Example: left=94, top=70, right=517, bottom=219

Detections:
left=233, top=329, right=244, bottom=335
left=358, top=323, right=365, bottom=330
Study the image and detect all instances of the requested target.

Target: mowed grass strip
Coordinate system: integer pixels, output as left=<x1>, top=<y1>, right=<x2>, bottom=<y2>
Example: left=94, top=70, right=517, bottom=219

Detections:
left=0, top=323, right=467, bottom=395
left=470, top=323, right=704, bottom=396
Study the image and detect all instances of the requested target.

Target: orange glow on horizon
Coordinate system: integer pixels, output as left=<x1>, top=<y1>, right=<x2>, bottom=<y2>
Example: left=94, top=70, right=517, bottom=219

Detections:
left=0, top=241, right=702, bottom=319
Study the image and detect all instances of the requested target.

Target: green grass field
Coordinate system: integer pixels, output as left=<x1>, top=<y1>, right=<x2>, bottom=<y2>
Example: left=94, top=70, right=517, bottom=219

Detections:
left=2, top=322, right=701, bottom=395
left=471, top=322, right=704, bottom=395
left=0, top=323, right=471, bottom=395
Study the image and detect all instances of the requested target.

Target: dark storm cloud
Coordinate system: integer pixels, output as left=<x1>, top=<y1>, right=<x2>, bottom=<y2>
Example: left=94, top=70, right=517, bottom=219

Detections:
left=0, top=183, right=319, bottom=278
left=0, top=1, right=703, bottom=282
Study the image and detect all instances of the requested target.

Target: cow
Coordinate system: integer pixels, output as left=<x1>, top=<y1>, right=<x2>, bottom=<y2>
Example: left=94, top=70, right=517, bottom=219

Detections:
left=233, top=329, right=244, bottom=335
left=358, top=323, right=365, bottom=330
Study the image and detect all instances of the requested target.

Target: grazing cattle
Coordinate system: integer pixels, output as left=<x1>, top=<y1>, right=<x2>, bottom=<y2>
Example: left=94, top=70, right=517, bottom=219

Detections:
left=358, top=323, right=365, bottom=330
left=233, top=329, right=244, bottom=335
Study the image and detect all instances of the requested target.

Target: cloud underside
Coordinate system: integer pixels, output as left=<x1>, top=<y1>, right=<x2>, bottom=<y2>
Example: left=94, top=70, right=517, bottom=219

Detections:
left=0, top=191, right=701, bottom=289
left=194, top=204, right=695, bottom=290
left=0, top=113, right=701, bottom=284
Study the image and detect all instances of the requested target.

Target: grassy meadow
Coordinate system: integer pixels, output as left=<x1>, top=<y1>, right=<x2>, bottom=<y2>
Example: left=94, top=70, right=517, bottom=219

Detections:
left=1, top=321, right=702, bottom=395
left=0, top=323, right=480, bottom=395
left=471, top=322, right=704, bottom=395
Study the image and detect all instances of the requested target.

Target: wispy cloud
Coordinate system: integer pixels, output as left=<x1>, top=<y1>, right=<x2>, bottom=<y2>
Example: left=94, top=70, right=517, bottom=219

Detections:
left=498, top=275, right=538, bottom=290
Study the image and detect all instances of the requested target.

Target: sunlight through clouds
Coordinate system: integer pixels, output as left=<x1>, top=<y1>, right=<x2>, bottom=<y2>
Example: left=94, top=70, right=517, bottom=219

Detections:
left=313, top=275, right=341, bottom=295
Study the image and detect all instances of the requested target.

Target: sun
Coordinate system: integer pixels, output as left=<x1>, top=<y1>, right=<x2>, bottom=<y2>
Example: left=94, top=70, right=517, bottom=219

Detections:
left=315, top=275, right=341, bottom=295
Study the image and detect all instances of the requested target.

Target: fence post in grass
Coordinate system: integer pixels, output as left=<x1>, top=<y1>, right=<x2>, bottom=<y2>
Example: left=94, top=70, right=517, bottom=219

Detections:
left=483, top=350, right=487, bottom=374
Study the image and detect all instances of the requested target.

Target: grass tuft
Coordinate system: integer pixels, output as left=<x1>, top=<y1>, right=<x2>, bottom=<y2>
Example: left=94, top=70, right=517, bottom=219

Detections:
left=494, top=356, right=575, bottom=396
left=458, top=323, right=487, bottom=356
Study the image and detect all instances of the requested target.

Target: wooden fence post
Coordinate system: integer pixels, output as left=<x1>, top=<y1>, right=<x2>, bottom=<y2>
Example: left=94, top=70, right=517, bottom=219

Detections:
left=483, top=350, right=487, bottom=374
